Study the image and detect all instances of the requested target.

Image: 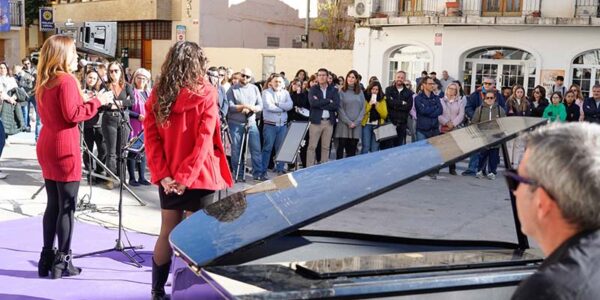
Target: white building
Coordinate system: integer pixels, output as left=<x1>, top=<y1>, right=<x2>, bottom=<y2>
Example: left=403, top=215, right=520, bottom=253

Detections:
left=351, top=0, right=600, bottom=97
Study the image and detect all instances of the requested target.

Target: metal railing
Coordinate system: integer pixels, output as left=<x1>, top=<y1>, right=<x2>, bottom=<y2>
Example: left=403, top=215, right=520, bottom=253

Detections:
left=9, top=0, right=23, bottom=27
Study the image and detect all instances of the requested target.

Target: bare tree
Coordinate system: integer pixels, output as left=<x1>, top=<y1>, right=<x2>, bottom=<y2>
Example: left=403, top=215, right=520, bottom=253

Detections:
left=315, top=0, right=355, bottom=49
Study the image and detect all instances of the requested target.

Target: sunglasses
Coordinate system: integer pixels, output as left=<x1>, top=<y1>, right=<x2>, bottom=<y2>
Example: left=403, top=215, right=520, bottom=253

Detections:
left=109, top=69, right=120, bottom=73
left=483, top=82, right=493, bottom=85
left=241, top=74, right=251, bottom=79
left=503, top=169, right=538, bottom=193
left=485, top=97, right=496, bottom=99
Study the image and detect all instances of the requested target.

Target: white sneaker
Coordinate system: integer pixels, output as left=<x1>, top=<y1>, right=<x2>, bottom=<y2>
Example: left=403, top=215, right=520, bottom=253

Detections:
left=487, top=173, right=496, bottom=180
left=0, top=172, right=7, bottom=179
left=475, top=171, right=484, bottom=179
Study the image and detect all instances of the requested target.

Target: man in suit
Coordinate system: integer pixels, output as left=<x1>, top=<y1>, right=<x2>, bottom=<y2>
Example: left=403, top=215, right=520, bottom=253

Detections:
left=583, top=84, right=600, bottom=124
left=306, top=68, right=339, bottom=167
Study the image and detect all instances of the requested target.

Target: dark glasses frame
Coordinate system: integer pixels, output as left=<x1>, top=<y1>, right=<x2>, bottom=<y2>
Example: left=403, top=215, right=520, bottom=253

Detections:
left=241, top=74, right=251, bottom=79
left=503, top=169, right=538, bottom=193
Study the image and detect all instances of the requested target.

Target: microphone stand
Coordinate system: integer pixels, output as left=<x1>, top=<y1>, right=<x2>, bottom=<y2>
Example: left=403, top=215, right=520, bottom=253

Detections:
left=75, top=76, right=144, bottom=267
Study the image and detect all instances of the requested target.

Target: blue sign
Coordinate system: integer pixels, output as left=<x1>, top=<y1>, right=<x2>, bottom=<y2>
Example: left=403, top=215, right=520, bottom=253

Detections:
left=0, top=0, right=10, bottom=32
left=39, top=7, right=54, bottom=32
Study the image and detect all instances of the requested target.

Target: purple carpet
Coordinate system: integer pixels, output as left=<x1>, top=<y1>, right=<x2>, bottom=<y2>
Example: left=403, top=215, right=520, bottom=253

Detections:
left=0, top=217, right=161, bottom=300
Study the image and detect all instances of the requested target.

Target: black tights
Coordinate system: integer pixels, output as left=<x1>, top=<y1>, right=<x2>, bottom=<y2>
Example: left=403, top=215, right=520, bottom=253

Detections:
left=43, top=180, right=80, bottom=253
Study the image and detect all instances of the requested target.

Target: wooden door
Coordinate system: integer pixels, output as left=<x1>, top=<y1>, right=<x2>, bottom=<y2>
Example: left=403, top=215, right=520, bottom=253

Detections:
left=0, top=39, right=5, bottom=62
left=141, top=39, right=152, bottom=71
left=482, top=0, right=522, bottom=16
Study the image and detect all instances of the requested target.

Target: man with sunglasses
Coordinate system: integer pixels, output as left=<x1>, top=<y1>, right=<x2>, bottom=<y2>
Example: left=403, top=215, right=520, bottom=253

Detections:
left=462, top=77, right=507, bottom=176
left=508, top=123, right=600, bottom=300
left=227, top=68, right=263, bottom=182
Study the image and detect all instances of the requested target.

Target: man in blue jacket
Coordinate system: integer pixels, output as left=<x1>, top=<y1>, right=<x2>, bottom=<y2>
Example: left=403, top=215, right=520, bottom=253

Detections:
left=462, top=77, right=506, bottom=176
left=583, top=84, right=600, bottom=124
left=414, top=76, right=443, bottom=140
left=306, top=68, right=339, bottom=167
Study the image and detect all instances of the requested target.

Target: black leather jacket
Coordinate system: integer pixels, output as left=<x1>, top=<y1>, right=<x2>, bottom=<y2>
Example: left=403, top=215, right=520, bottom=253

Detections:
left=512, top=229, right=600, bottom=300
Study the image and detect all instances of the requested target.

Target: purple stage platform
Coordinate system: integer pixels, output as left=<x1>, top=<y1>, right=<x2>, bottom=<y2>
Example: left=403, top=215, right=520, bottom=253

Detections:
left=0, top=217, right=162, bottom=300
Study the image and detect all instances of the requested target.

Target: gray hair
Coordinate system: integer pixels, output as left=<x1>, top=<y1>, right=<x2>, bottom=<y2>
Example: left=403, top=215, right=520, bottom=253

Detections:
left=524, top=122, right=600, bottom=230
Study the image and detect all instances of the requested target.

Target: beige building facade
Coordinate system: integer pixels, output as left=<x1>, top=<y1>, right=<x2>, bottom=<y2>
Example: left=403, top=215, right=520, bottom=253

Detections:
left=0, top=0, right=26, bottom=66
left=52, top=0, right=349, bottom=80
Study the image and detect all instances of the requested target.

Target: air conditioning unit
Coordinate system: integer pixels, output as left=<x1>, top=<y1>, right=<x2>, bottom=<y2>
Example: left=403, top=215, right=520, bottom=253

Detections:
left=348, top=0, right=379, bottom=18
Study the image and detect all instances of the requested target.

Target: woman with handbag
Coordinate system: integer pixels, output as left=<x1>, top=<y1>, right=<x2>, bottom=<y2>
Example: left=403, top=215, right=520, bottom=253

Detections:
left=438, top=83, right=466, bottom=175
left=361, top=81, right=388, bottom=154
left=335, top=70, right=365, bottom=159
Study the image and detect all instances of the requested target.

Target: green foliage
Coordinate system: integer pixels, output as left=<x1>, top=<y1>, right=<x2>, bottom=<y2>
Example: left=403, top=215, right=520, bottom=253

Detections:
left=25, top=0, right=49, bottom=26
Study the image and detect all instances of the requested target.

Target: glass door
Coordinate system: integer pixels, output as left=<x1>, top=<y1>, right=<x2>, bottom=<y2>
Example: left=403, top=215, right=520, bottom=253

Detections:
left=466, top=62, right=532, bottom=95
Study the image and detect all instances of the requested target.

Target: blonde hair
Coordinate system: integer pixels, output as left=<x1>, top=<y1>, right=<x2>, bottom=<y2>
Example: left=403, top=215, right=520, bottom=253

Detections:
left=35, top=35, right=81, bottom=101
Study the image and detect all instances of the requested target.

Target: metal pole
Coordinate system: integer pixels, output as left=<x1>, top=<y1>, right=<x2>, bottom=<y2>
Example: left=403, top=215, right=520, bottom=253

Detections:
left=305, top=0, right=310, bottom=48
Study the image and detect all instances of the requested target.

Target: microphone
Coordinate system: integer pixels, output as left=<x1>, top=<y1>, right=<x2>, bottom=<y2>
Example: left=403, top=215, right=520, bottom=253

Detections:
left=79, top=59, right=105, bottom=67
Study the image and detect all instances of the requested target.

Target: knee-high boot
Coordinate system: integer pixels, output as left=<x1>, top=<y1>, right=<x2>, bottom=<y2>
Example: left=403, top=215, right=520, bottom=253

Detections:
left=152, top=258, right=172, bottom=300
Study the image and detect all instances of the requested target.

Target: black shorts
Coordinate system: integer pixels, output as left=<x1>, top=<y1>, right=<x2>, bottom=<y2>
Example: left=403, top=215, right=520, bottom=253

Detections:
left=158, top=186, right=216, bottom=212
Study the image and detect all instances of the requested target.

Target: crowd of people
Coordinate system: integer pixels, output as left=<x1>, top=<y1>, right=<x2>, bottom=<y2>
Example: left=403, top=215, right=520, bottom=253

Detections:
left=211, top=68, right=600, bottom=182
left=3, top=57, right=600, bottom=184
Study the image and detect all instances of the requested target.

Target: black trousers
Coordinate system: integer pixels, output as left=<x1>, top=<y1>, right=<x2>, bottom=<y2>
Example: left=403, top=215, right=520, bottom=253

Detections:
left=83, top=126, right=106, bottom=173
left=392, top=123, right=408, bottom=147
left=336, top=138, right=359, bottom=159
left=43, top=180, right=80, bottom=253
left=102, top=112, right=130, bottom=176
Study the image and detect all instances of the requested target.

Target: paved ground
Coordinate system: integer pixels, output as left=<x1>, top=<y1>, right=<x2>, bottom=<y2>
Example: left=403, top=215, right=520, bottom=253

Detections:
left=0, top=131, right=534, bottom=248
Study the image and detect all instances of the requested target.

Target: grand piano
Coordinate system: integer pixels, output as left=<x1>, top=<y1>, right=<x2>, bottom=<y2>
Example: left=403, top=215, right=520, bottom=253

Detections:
left=169, top=117, right=547, bottom=299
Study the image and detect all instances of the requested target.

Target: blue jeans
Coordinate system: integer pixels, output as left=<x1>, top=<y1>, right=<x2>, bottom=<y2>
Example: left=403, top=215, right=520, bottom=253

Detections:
left=230, top=122, right=262, bottom=179
left=466, top=152, right=480, bottom=174
left=261, top=124, right=287, bottom=174
left=478, top=148, right=500, bottom=174
left=361, top=124, right=379, bottom=154
left=415, top=130, right=427, bottom=141
left=31, top=96, right=41, bottom=140
left=20, top=103, right=29, bottom=128
left=0, top=119, right=5, bottom=158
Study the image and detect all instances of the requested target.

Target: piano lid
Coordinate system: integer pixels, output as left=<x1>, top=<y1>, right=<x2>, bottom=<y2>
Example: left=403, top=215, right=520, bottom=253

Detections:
left=170, top=117, right=547, bottom=268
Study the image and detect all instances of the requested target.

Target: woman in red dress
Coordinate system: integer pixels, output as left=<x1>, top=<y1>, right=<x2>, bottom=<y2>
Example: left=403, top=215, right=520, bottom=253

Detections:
left=35, top=35, right=111, bottom=279
left=144, top=41, right=233, bottom=299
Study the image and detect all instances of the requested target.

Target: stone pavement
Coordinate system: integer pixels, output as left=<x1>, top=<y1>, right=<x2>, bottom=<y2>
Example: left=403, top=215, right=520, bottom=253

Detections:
left=0, top=131, right=534, bottom=248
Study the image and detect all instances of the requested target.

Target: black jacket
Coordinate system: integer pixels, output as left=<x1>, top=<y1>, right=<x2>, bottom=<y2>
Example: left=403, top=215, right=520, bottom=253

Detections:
left=565, top=102, right=580, bottom=122
left=512, top=229, right=600, bottom=300
left=583, top=97, right=600, bottom=124
left=529, top=98, right=549, bottom=118
left=385, top=85, right=413, bottom=125
left=308, top=84, right=339, bottom=125
left=288, top=91, right=310, bottom=122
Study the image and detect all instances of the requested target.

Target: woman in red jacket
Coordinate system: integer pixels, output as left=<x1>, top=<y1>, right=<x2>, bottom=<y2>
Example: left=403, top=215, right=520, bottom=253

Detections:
left=35, top=35, right=111, bottom=279
left=144, top=41, right=233, bottom=299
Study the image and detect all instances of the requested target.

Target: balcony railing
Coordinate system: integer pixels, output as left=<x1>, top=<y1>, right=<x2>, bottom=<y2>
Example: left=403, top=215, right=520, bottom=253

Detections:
left=576, top=0, right=599, bottom=17
left=9, top=0, right=23, bottom=27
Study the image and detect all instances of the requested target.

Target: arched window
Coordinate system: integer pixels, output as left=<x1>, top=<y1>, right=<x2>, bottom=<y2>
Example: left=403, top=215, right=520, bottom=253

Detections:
left=387, top=45, right=431, bottom=86
left=571, top=49, right=600, bottom=98
left=463, top=47, right=536, bottom=95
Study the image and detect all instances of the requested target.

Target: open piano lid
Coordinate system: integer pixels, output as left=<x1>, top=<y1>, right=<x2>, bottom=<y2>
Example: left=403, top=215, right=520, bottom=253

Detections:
left=170, top=117, right=547, bottom=268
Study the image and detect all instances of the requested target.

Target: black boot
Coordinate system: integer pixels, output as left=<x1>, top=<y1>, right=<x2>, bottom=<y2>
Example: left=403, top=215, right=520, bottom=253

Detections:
left=38, top=247, right=57, bottom=277
left=151, top=259, right=171, bottom=300
left=51, top=251, right=82, bottom=279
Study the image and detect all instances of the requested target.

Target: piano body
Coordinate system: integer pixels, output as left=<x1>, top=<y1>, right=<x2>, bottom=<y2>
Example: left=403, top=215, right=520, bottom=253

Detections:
left=169, top=117, right=547, bottom=299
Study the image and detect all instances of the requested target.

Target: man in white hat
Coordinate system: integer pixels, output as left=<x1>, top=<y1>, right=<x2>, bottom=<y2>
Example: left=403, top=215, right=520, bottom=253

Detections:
left=226, top=68, right=264, bottom=182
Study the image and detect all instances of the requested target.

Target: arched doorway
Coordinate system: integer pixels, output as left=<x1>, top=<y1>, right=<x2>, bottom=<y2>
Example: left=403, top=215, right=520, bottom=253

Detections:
left=571, top=49, right=600, bottom=98
left=463, top=47, right=536, bottom=95
left=387, top=45, right=431, bottom=86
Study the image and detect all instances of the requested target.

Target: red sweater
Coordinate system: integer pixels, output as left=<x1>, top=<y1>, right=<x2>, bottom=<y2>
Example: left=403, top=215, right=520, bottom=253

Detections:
left=144, top=84, right=233, bottom=190
left=36, top=74, right=101, bottom=182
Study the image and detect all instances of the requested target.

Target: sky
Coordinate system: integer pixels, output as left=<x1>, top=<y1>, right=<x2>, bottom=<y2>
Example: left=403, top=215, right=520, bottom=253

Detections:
left=228, top=0, right=319, bottom=18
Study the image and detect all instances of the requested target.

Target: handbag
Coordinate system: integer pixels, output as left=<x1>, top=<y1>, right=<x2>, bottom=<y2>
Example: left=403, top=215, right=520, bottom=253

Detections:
left=373, top=122, right=397, bottom=142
